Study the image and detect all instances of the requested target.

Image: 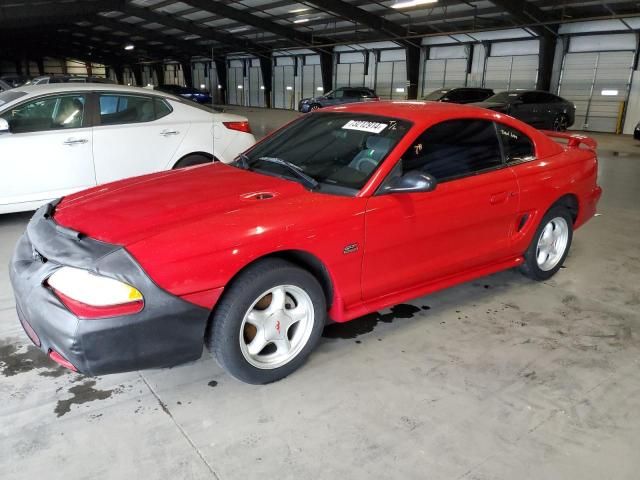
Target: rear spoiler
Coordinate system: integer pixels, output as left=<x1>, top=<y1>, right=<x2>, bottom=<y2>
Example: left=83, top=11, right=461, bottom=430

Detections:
left=541, top=130, right=597, bottom=151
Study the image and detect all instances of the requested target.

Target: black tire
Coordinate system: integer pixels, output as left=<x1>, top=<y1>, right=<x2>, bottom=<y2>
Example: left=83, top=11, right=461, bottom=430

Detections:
left=173, top=153, right=212, bottom=169
left=552, top=114, right=568, bottom=131
left=520, top=205, right=574, bottom=281
left=310, top=104, right=321, bottom=111
left=207, top=258, right=327, bottom=384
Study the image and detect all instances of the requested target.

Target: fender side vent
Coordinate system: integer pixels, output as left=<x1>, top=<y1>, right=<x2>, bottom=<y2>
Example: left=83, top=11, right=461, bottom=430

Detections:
left=517, top=213, right=530, bottom=232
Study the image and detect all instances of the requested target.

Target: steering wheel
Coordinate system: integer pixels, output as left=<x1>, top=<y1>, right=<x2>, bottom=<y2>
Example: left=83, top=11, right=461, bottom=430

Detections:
left=352, top=156, right=378, bottom=174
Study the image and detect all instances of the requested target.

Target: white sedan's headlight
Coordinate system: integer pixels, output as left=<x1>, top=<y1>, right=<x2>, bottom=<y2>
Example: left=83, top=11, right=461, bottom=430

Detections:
left=47, top=267, right=143, bottom=318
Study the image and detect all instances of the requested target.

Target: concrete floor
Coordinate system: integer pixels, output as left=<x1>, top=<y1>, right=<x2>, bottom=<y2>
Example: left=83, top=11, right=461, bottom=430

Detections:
left=1, top=109, right=639, bottom=480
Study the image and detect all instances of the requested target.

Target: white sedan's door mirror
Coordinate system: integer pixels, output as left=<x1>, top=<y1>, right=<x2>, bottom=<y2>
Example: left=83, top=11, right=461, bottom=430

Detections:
left=0, top=118, right=9, bottom=134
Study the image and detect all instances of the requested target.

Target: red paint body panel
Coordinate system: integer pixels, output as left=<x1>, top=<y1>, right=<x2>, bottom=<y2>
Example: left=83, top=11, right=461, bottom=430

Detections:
left=53, top=101, right=601, bottom=321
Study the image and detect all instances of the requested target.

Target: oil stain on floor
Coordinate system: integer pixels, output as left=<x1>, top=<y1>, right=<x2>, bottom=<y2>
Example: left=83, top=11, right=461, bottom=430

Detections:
left=54, top=380, right=120, bottom=417
left=322, top=304, right=422, bottom=339
left=0, top=340, right=68, bottom=378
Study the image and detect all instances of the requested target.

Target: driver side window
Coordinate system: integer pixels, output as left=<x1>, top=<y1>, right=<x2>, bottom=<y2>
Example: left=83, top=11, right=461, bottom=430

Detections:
left=401, top=119, right=503, bottom=182
left=0, top=94, right=86, bottom=133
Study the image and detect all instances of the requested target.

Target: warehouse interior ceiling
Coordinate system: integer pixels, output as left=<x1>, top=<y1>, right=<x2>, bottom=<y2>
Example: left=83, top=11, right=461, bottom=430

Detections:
left=1, top=0, right=640, bottom=65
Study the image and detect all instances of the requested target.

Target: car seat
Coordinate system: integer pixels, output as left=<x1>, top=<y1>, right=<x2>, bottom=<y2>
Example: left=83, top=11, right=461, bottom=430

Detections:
left=349, top=136, right=394, bottom=175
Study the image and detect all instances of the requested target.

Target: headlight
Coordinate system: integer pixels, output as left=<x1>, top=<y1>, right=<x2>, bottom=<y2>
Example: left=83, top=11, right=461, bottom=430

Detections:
left=47, top=267, right=144, bottom=319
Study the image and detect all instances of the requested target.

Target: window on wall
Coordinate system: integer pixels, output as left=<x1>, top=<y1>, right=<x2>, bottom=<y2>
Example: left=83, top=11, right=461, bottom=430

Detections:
left=401, top=119, right=503, bottom=182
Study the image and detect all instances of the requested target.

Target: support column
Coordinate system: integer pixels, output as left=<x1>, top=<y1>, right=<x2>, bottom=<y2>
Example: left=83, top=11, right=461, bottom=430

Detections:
left=320, top=50, right=333, bottom=94
left=112, top=64, right=124, bottom=84
left=181, top=59, right=193, bottom=87
left=36, top=58, right=45, bottom=75
left=214, top=58, right=227, bottom=105
left=259, top=56, right=272, bottom=108
left=537, top=33, right=557, bottom=91
left=153, top=63, right=164, bottom=86
left=132, top=63, right=143, bottom=86
left=406, top=44, right=420, bottom=100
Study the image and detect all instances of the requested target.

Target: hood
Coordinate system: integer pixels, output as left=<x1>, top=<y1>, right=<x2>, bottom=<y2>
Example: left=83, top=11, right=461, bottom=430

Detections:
left=301, top=95, right=325, bottom=103
left=54, top=163, right=310, bottom=246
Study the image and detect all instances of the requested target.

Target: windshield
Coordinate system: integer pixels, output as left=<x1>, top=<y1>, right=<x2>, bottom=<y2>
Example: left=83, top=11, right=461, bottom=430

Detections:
left=0, top=90, right=27, bottom=108
left=485, top=91, right=521, bottom=103
left=236, top=112, right=411, bottom=194
left=424, top=89, right=448, bottom=101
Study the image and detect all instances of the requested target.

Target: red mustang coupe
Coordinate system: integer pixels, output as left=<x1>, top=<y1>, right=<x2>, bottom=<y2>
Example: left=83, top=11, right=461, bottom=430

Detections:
left=10, top=101, right=601, bottom=384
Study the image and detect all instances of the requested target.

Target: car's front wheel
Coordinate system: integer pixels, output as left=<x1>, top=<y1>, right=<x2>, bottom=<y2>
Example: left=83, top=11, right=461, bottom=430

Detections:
left=207, top=258, right=326, bottom=384
left=520, top=206, right=573, bottom=281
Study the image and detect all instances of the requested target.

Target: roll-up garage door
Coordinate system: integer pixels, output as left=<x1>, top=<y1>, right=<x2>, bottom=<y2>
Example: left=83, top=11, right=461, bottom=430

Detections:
left=422, top=58, right=467, bottom=95
left=248, top=61, right=265, bottom=107
left=273, top=63, right=296, bottom=109
left=484, top=55, right=538, bottom=90
left=558, top=51, right=634, bottom=133
left=302, top=64, right=322, bottom=99
left=374, top=49, right=407, bottom=100
left=335, top=52, right=365, bottom=89
left=227, top=61, right=244, bottom=106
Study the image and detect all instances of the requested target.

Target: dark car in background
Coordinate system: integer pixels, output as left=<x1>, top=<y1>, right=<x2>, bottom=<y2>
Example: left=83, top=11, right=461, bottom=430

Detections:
left=155, top=84, right=213, bottom=104
left=0, top=79, right=12, bottom=92
left=0, top=75, right=31, bottom=88
left=298, top=87, right=379, bottom=112
left=423, top=87, right=494, bottom=104
left=473, top=90, right=575, bottom=131
left=634, top=121, right=640, bottom=140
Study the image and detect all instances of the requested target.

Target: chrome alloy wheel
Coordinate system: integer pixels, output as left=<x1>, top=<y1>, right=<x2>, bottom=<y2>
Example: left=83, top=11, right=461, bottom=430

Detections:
left=536, top=217, right=569, bottom=271
left=239, top=285, right=314, bottom=369
left=553, top=115, right=568, bottom=131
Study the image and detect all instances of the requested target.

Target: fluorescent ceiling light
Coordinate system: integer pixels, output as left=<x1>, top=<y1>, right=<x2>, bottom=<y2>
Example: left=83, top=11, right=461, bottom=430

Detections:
left=124, top=44, right=135, bottom=50
left=290, top=8, right=310, bottom=13
left=316, top=87, right=324, bottom=91
left=228, top=26, right=249, bottom=33
left=293, top=18, right=310, bottom=23
left=601, top=89, right=618, bottom=96
left=392, top=0, right=438, bottom=8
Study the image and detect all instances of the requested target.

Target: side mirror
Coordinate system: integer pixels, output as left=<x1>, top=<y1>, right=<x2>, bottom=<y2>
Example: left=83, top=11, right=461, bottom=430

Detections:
left=384, top=170, right=437, bottom=194
left=0, top=117, right=9, bottom=134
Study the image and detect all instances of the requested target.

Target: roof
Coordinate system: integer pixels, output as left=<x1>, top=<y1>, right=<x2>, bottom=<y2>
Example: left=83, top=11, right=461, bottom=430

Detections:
left=9, top=83, right=181, bottom=100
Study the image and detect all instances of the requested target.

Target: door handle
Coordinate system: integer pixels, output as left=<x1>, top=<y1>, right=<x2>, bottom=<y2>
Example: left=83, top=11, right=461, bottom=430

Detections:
left=63, top=138, right=88, bottom=146
left=160, top=129, right=179, bottom=136
left=490, top=191, right=509, bottom=205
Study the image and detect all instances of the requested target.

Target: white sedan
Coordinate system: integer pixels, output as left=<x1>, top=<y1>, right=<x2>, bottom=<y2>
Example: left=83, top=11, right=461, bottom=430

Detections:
left=0, top=83, right=256, bottom=214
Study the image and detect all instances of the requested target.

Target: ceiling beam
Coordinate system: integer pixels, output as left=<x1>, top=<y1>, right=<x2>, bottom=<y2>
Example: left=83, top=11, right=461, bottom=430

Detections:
left=0, top=0, right=124, bottom=29
left=120, top=3, right=270, bottom=57
left=180, top=0, right=331, bottom=50
left=91, top=15, right=211, bottom=59
left=489, top=0, right=556, bottom=36
left=307, top=0, right=434, bottom=39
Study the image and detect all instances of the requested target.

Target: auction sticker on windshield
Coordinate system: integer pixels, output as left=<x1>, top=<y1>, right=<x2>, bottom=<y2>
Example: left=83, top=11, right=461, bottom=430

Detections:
left=342, top=120, right=388, bottom=134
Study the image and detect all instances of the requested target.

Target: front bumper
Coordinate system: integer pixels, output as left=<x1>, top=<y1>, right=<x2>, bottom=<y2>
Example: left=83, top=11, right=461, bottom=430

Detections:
left=298, top=102, right=311, bottom=113
left=9, top=203, right=211, bottom=376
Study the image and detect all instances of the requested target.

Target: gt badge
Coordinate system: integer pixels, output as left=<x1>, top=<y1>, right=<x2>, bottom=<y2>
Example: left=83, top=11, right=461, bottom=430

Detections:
left=343, top=243, right=358, bottom=254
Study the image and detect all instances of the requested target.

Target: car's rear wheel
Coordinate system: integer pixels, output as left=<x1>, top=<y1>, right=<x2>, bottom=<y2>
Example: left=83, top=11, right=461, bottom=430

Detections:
left=520, top=206, right=573, bottom=281
left=552, top=114, right=569, bottom=131
left=207, top=258, right=326, bottom=384
left=173, top=153, right=212, bottom=169
left=310, top=104, right=321, bottom=111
